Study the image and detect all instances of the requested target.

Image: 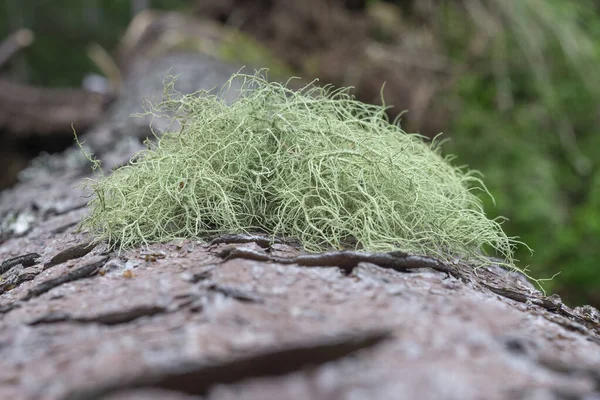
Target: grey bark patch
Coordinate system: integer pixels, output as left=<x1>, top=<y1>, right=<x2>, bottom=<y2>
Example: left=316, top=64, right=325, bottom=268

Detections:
left=206, top=283, right=264, bottom=304
left=23, top=256, right=108, bottom=300
left=50, top=220, right=80, bottom=234
left=28, top=304, right=168, bottom=326
left=37, top=200, right=87, bottom=216
left=0, top=252, right=40, bottom=274
left=0, top=302, right=19, bottom=314
left=61, top=329, right=391, bottom=400
left=0, top=265, right=43, bottom=295
left=101, top=389, right=203, bottom=400
left=44, top=241, right=97, bottom=270
left=0, top=210, right=36, bottom=242
left=26, top=311, right=70, bottom=324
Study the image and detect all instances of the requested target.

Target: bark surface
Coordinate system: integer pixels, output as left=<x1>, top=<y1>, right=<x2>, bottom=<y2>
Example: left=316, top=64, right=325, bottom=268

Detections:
left=1, top=52, right=599, bottom=400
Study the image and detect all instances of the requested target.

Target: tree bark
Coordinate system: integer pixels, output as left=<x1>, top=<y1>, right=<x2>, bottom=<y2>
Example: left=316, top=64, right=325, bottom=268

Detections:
left=0, top=50, right=599, bottom=400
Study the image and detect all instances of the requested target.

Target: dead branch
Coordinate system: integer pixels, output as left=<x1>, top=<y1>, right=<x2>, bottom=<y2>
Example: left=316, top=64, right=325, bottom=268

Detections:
left=218, top=246, right=457, bottom=276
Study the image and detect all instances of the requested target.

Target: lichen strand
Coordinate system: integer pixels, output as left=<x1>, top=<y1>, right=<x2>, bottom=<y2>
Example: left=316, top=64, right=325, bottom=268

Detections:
left=80, top=72, right=518, bottom=267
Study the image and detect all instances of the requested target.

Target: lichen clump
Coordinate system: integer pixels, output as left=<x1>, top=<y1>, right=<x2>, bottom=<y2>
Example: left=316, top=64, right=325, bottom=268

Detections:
left=81, top=72, right=516, bottom=266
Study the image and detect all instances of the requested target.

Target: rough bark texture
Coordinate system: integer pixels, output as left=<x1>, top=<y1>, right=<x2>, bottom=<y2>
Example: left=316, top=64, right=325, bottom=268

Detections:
left=1, top=52, right=600, bottom=400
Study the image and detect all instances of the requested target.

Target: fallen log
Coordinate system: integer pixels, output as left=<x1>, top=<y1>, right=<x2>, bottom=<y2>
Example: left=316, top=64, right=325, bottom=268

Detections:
left=0, top=12, right=599, bottom=400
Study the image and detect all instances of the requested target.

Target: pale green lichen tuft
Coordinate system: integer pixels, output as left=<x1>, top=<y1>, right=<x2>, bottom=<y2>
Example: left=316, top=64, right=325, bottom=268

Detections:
left=80, top=71, right=519, bottom=267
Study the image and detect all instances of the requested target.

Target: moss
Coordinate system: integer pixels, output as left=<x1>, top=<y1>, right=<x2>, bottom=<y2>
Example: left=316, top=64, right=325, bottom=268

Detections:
left=79, top=71, right=518, bottom=268
left=218, top=33, right=295, bottom=80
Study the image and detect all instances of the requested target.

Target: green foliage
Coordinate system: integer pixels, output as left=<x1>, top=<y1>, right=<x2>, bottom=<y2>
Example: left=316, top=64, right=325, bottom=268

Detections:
left=0, top=0, right=185, bottom=86
left=80, top=72, right=518, bottom=269
left=218, top=33, right=295, bottom=80
left=440, top=0, right=600, bottom=304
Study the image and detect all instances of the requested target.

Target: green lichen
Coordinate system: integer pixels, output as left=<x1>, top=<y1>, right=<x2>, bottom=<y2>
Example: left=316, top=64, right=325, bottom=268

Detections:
left=79, top=71, right=519, bottom=267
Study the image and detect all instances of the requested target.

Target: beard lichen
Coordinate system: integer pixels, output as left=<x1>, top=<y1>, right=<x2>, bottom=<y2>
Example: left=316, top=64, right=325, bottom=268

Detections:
left=79, top=71, right=519, bottom=268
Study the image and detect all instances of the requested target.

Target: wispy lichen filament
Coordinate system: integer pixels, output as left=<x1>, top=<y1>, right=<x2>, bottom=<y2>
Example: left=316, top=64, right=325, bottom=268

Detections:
left=80, top=71, right=519, bottom=268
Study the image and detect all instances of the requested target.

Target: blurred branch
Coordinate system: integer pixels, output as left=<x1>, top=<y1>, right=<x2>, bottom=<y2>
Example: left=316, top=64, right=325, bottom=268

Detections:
left=0, top=29, right=112, bottom=137
left=0, top=79, right=112, bottom=137
left=0, top=29, right=34, bottom=69
left=87, top=43, right=123, bottom=94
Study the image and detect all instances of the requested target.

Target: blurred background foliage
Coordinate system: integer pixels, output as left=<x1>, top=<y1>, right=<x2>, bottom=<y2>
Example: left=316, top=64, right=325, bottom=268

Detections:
left=0, top=0, right=186, bottom=86
left=439, top=0, right=600, bottom=305
left=1, top=0, right=598, bottom=305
